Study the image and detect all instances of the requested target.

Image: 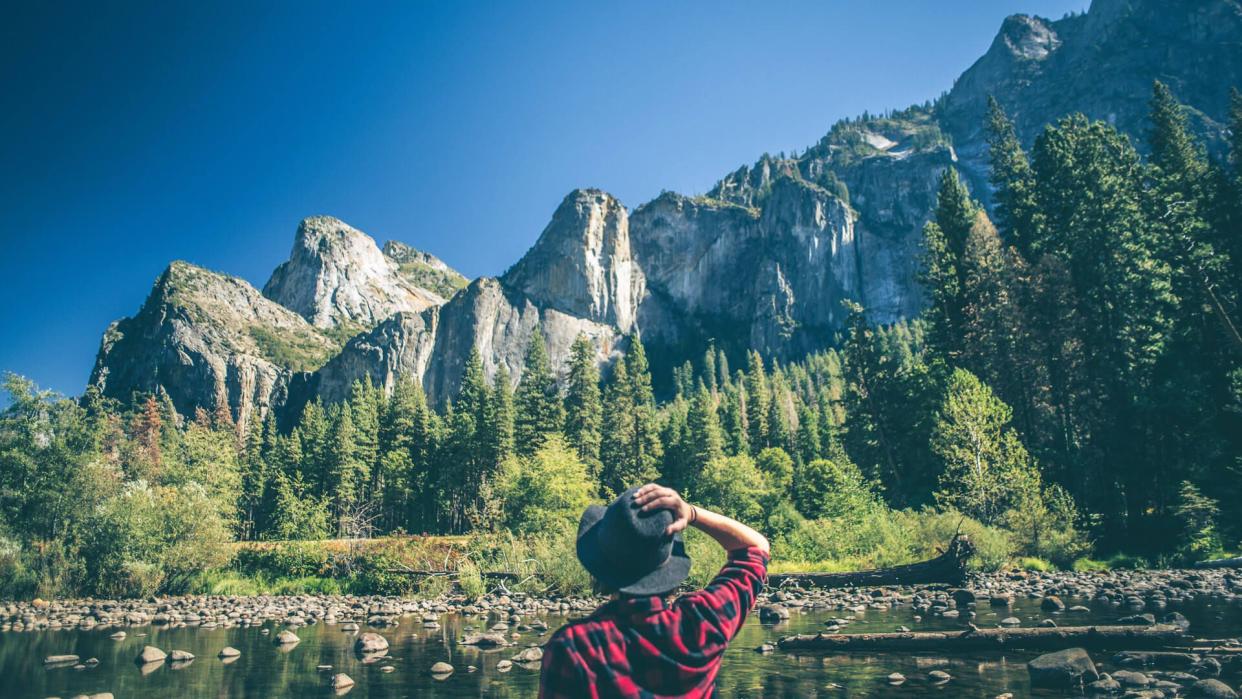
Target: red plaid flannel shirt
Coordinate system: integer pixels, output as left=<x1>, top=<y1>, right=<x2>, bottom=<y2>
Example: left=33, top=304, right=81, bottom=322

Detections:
left=538, top=546, right=769, bottom=699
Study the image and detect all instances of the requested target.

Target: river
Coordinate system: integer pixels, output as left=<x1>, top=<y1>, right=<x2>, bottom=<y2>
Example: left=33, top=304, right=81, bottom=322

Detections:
left=5, top=592, right=1241, bottom=697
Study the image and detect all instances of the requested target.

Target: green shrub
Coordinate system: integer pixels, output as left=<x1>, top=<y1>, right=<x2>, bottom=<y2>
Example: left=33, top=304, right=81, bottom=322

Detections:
left=1014, top=556, right=1054, bottom=572
left=233, top=542, right=331, bottom=579
left=694, top=455, right=772, bottom=524
left=1071, top=557, right=1109, bottom=572
left=1104, top=552, right=1149, bottom=569
left=456, top=558, right=486, bottom=599
left=346, top=553, right=417, bottom=596
left=194, top=571, right=264, bottom=596
left=683, top=527, right=728, bottom=590
left=495, top=436, right=596, bottom=536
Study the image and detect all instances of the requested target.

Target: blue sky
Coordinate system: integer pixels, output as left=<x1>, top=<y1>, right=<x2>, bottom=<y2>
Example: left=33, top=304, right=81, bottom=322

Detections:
left=0, top=0, right=1089, bottom=399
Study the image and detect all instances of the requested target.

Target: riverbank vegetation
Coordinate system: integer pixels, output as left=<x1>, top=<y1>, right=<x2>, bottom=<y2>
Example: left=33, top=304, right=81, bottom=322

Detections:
left=2, top=83, right=1239, bottom=600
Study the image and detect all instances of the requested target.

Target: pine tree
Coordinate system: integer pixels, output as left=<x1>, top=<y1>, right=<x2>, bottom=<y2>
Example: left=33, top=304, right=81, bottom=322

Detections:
left=239, top=412, right=274, bottom=540
left=985, top=96, right=1039, bottom=251
left=687, top=383, right=725, bottom=476
left=1031, top=114, right=1175, bottom=539
left=794, top=397, right=821, bottom=465
left=296, top=399, right=330, bottom=497
left=703, top=342, right=718, bottom=394
left=766, top=370, right=792, bottom=456
left=514, top=332, right=563, bottom=456
left=348, top=378, right=380, bottom=497
left=325, top=405, right=364, bottom=531
left=744, top=351, right=769, bottom=451
left=600, top=359, right=635, bottom=495
left=600, top=340, right=662, bottom=494
left=624, top=336, right=663, bottom=482
left=921, top=168, right=980, bottom=362
left=563, top=335, right=602, bottom=474
left=486, top=366, right=516, bottom=468
left=721, top=386, right=749, bottom=456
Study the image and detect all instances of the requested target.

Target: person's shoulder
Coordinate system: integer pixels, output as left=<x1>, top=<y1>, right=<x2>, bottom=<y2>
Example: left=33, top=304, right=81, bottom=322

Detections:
left=547, top=615, right=598, bottom=647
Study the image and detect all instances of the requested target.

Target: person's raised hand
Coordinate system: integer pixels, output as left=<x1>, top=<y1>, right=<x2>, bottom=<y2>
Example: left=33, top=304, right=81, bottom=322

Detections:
left=632, top=483, right=694, bottom=536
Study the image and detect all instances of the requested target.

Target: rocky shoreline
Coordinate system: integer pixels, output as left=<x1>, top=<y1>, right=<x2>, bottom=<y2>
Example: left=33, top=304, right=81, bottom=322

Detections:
left=6, top=567, right=1242, bottom=697
left=3, top=567, right=1241, bottom=635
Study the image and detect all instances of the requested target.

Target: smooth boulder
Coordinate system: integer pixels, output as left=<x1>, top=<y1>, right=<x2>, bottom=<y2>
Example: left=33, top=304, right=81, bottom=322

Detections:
left=1188, top=679, right=1239, bottom=699
left=274, top=630, right=300, bottom=645
left=354, top=632, right=389, bottom=654
left=330, top=673, right=355, bottom=689
left=1028, top=648, right=1099, bottom=688
left=136, top=646, right=166, bottom=664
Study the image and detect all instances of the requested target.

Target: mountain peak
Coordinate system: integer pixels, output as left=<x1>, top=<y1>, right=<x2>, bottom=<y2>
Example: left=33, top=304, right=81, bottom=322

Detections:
left=263, top=216, right=448, bottom=330
left=501, top=188, right=644, bottom=332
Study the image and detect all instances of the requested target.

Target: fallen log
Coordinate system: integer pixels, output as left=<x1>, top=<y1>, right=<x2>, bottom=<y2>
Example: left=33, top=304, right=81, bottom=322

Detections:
left=778, top=624, right=1190, bottom=653
left=768, top=535, right=976, bottom=588
left=1193, top=556, right=1242, bottom=569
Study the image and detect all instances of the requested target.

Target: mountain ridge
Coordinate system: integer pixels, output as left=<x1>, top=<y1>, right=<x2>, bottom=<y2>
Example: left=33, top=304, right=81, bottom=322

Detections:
left=88, top=0, right=1242, bottom=428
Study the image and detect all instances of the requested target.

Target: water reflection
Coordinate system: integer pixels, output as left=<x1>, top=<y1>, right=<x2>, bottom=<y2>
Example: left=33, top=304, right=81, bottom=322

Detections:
left=3, top=595, right=1239, bottom=698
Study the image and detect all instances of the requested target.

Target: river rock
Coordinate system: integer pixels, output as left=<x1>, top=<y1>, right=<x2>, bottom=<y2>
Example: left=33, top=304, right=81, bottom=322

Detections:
left=1187, top=679, right=1239, bottom=698
left=1114, top=651, right=1200, bottom=670
left=462, top=632, right=508, bottom=647
left=274, top=630, right=300, bottom=645
left=218, top=647, right=241, bottom=658
left=1041, top=596, right=1065, bottom=612
left=929, top=670, right=951, bottom=683
left=512, top=646, right=543, bottom=663
left=1088, top=677, right=1122, bottom=693
left=430, top=661, right=454, bottom=675
left=1112, top=669, right=1151, bottom=687
left=887, top=672, right=905, bottom=685
left=354, top=632, right=389, bottom=653
left=759, top=605, right=790, bottom=622
left=1028, top=648, right=1099, bottom=688
left=330, top=673, right=354, bottom=689
left=170, top=650, right=194, bottom=661
left=44, top=654, right=80, bottom=665
left=136, top=646, right=166, bottom=664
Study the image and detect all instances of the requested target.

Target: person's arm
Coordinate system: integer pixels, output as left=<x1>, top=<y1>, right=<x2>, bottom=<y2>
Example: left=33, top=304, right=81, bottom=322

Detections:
left=632, top=484, right=768, bottom=644
left=631, top=483, right=770, bottom=554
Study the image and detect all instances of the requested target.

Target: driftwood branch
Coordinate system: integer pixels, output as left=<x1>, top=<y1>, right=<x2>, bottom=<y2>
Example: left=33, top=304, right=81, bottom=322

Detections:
left=778, top=624, right=1190, bottom=653
left=768, top=535, right=976, bottom=588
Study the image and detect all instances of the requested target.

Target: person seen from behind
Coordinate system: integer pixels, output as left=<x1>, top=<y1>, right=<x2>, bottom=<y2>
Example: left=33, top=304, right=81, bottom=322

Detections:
left=539, top=483, right=770, bottom=698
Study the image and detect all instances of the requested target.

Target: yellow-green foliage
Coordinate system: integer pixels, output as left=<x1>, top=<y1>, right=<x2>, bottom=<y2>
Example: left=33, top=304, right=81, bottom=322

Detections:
left=496, top=436, right=597, bottom=535
left=1014, top=556, right=1054, bottom=572
left=772, top=508, right=1015, bottom=573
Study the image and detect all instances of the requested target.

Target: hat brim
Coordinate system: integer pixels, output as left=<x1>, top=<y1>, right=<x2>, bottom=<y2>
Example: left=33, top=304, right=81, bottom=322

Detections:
left=576, top=504, right=692, bottom=596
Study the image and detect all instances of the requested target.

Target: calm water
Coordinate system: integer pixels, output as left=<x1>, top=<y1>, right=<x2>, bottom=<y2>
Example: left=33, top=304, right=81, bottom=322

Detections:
left=5, top=594, right=1241, bottom=698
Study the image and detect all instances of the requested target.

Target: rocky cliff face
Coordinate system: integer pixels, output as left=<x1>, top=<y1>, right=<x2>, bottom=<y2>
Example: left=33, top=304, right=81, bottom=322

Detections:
left=263, top=216, right=448, bottom=329
left=308, top=277, right=622, bottom=407
left=502, top=189, right=644, bottom=334
left=92, top=221, right=463, bottom=423
left=89, top=261, right=338, bottom=430
left=88, top=0, right=1242, bottom=418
